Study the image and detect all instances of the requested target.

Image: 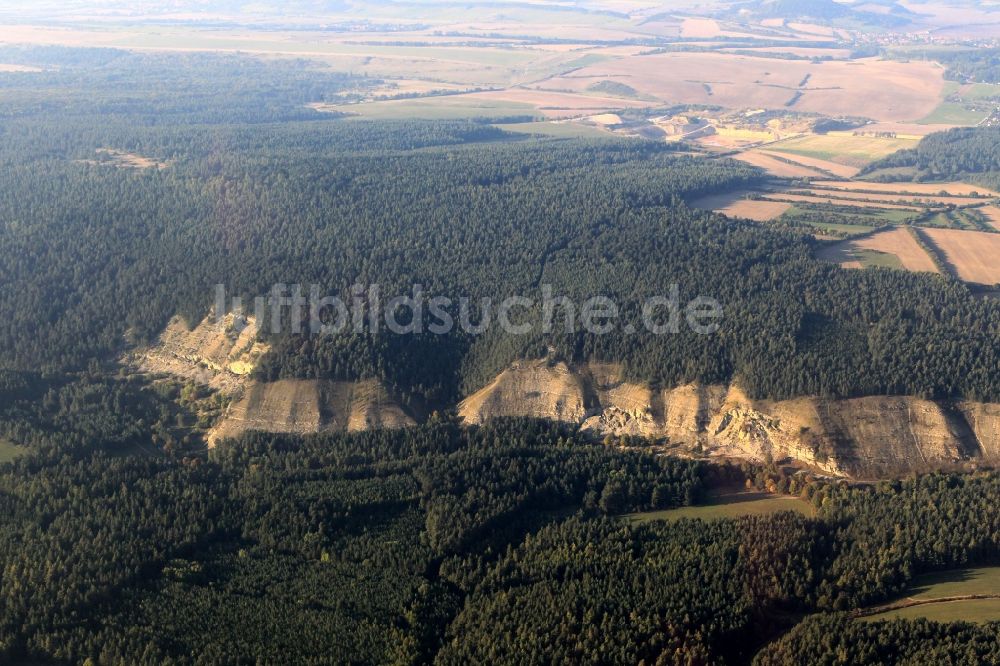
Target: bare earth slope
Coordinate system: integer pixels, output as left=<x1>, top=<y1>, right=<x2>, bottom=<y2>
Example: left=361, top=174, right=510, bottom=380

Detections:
left=127, top=313, right=415, bottom=445
left=460, top=359, right=1000, bottom=478
left=207, top=378, right=415, bottom=446
left=125, top=312, right=269, bottom=393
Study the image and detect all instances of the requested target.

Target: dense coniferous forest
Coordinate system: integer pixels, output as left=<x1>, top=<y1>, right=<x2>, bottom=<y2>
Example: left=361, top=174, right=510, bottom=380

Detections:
left=862, top=126, right=1000, bottom=189
left=2, top=46, right=1000, bottom=665
left=930, top=47, right=1000, bottom=84
left=0, top=385, right=999, bottom=664
left=0, top=48, right=998, bottom=407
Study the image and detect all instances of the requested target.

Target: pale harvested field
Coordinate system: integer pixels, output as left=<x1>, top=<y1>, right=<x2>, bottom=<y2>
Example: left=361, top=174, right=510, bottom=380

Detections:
left=733, top=151, right=826, bottom=178
left=768, top=193, right=925, bottom=211
left=979, top=205, right=1000, bottom=231
left=691, top=191, right=791, bottom=221
left=680, top=18, right=722, bottom=38
left=922, top=228, right=1000, bottom=284
left=819, top=227, right=939, bottom=273
left=0, top=63, right=41, bottom=72
left=0, top=24, right=597, bottom=88
left=813, top=180, right=1000, bottom=197
left=787, top=22, right=838, bottom=36
left=791, top=58, right=946, bottom=121
left=551, top=54, right=945, bottom=121
left=725, top=46, right=853, bottom=58
left=758, top=150, right=860, bottom=178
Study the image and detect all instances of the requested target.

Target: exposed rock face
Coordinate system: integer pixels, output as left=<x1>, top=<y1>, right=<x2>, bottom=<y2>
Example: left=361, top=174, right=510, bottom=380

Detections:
left=459, top=359, right=591, bottom=425
left=959, top=402, right=1000, bottom=459
left=208, top=378, right=415, bottom=446
left=129, top=314, right=414, bottom=445
left=126, top=312, right=269, bottom=393
left=459, top=359, right=1000, bottom=478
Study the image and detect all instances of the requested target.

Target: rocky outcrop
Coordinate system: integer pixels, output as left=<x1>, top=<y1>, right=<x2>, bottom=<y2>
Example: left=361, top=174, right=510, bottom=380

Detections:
left=207, top=378, right=415, bottom=446
left=125, top=312, right=269, bottom=393
left=459, top=359, right=1000, bottom=478
left=129, top=314, right=415, bottom=445
left=459, top=359, right=592, bottom=425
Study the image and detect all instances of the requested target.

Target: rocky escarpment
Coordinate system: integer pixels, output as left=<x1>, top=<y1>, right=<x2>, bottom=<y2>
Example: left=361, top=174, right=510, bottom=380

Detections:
left=126, top=313, right=415, bottom=446
left=459, top=359, right=1000, bottom=478
left=128, top=312, right=1000, bottom=475
left=124, top=312, right=269, bottom=393
left=207, top=378, right=415, bottom=446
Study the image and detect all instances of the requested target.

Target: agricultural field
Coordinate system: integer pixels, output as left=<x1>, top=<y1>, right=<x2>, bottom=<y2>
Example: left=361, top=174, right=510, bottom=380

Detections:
left=0, top=7, right=974, bottom=129
left=691, top=191, right=791, bottom=221
left=919, top=101, right=989, bottom=125
left=796, top=187, right=985, bottom=207
left=543, top=54, right=947, bottom=122
left=765, top=133, right=920, bottom=169
left=625, top=492, right=815, bottom=523
left=320, top=96, right=538, bottom=121
left=755, top=149, right=860, bottom=178
left=780, top=210, right=879, bottom=237
left=981, top=205, right=1000, bottom=231
left=495, top=121, right=612, bottom=139
left=817, top=227, right=939, bottom=273
left=866, top=598, right=1000, bottom=623
left=921, top=228, right=1000, bottom=285
left=861, top=567, right=1000, bottom=624
left=0, top=0, right=986, bottom=129
left=733, top=151, right=828, bottom=179
left=704, top=171, right=1000, bottom=245
left=769, top=192, right=925, bottom=211
left=812, top=181, right=1000, bottom=197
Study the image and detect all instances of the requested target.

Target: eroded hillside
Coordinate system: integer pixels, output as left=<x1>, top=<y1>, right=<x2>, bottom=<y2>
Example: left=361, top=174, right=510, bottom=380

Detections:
left=126, top=313, right=415, bottom=447
left=125, top=312, right=269, bottom=393
left=459, top=359, right=1000, bottom=478
left=206, top=378, right=415, bottom=446
left=127, top=315, right=1000, bottom=475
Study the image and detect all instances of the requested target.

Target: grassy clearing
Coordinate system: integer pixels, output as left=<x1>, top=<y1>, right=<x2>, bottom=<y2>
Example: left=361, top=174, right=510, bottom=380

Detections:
left=957, top=83, right=1000, bottom=100
left=817, top=227, right=939, bottom=273
left=853, top=249, right=904, bottom=269
left=0, top=439, right=27, bottom=463
left=906, top=567, right=1000, bottom=598
left=865, top=598, right=1000, bottom=623
left=779, top=207, right=879, bottom=236
left=862, top=567, right=1000, bottom=623
left=624, top=492, right=815, bottom=524
left=795, top=220, right=878, bottom=236
left=875, top=209, right=920, bottom=223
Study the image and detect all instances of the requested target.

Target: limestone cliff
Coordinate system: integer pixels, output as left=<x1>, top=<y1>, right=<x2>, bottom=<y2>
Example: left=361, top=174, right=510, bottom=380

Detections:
left=128, top=314, right=415, bottom=446
left=207, top=378, right=415, bottom=446
left=125, top=312, right=269, bottom=393
left=459, top=359, right=1000, bottom=478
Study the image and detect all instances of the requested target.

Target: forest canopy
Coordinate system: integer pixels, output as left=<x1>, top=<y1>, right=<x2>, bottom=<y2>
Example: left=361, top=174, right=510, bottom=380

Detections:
left=0, top=46, right=999, bottom=408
